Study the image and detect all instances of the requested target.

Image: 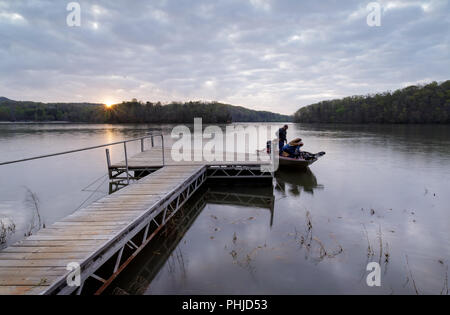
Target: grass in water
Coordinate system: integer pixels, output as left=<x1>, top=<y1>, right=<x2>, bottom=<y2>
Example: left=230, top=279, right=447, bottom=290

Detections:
left=24, top=187, right=45, bottom=236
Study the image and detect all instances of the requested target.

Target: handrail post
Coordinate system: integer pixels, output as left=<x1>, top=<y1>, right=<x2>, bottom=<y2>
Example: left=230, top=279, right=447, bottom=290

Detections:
left=161, top=135, right=165, bottom=166
left=151, top=136, right=154, bottom=148
left=124, top=142, right=130, bottom=185
left=140, top=138, right=144, bottom=152
left=105, top=148, right=112, bottom=179
left=106, top=148, right=111, bottom=168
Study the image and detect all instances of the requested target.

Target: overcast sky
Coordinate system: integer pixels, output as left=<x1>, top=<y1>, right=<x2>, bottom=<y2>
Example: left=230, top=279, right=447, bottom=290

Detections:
left=0, top=0, right=448, bottom=114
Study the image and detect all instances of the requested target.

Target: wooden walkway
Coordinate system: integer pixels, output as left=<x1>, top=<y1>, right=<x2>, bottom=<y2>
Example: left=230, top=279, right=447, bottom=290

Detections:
left=0, top=164, right=206, bottom=295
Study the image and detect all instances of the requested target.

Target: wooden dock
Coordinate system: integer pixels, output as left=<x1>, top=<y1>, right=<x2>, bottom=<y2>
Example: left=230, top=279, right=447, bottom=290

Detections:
left=111, top=148, right=270, bottom=168
left=0, top=140, right=274, bottom=295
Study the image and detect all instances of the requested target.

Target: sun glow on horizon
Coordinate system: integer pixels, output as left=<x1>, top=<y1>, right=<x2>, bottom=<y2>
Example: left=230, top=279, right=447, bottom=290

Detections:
left=104, top=100, right=115, bottom=108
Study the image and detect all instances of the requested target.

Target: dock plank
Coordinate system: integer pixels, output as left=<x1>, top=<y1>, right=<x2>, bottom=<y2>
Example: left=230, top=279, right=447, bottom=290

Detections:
left=0, top=246, right=97, bottom=254
left=0, top=259, right=80, bottom=268
left=0, top=286, right=49, bottom=295
left=0, top=275, right=61, bottom=287
left=11, top=239, right=107, bottom=247
left=0, top=252, right=90, bottom=261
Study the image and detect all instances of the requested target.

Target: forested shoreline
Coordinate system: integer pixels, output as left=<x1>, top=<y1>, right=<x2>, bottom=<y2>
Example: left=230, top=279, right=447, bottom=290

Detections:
left=0, top=99, right=291, bottom=123
left=294, top=81, right=450, bottom=124
left=4, top=80, right=449, bottom=125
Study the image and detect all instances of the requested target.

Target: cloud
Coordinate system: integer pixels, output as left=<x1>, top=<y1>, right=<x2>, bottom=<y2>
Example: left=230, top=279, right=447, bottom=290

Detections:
left=0, top=0, right=448, bottom=114
left=249, top=0, right=272, bottom=12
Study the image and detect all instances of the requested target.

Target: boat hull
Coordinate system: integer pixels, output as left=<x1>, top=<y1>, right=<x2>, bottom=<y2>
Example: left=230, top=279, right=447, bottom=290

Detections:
left=278, top=156, right=317, bottom=170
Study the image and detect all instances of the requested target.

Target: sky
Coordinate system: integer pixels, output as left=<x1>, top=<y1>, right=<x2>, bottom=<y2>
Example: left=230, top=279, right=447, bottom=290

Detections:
left=0, top=0, right=449, bottom=115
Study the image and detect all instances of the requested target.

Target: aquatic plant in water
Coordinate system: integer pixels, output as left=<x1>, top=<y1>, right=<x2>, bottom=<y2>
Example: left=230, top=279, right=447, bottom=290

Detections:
left=0, top=217, right=16, bottom=248
left=24, top=187, right=45, bottom=236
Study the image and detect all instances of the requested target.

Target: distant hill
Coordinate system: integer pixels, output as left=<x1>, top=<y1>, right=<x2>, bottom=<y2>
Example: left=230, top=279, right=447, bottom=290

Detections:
left=0, top=97, right=11, bottom=102
left=0, top=99, right=291, bottom=123
left=294, top=80, right=450, bottom=124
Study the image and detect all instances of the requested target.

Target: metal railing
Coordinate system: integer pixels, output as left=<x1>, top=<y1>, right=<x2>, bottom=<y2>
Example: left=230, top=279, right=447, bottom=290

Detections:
left=0, top=134, right=165, bottom=185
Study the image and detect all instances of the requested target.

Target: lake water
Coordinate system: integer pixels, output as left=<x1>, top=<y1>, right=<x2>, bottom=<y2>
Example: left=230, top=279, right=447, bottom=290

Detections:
left=0, top=123, right=449, bottom=294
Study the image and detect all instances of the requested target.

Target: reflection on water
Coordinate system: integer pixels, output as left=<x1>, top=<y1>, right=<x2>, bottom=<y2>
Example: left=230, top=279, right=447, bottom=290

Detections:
left=1, top=123, right=450, bottom=294
left=274, top=168, right=323, bottom=197
left=106, top=182, right=275, bottom=295
left=108, top=166, right=449, bottom=294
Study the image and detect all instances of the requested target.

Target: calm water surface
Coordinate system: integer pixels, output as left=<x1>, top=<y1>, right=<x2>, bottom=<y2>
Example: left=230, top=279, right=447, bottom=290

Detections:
left=0, top=123, right=449, bottom=294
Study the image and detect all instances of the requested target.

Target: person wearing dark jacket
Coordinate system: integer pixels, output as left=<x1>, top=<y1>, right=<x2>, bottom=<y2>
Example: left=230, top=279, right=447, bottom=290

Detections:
left=277, top=125, right=288, bottom=155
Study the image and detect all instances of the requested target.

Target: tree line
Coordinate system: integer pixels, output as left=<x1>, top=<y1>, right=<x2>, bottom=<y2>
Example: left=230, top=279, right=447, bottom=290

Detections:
left=0, top=99, right=291, bottom=123
left=294, top=81, right=450, bottom=124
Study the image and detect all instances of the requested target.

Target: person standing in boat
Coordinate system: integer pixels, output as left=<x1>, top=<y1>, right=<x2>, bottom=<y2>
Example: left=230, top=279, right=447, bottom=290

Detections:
left=277, top=125, right=289, bottom=155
